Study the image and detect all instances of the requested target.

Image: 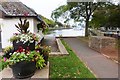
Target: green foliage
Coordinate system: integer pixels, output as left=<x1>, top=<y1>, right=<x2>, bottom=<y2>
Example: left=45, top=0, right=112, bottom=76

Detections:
left=0, top=56, right=9, bottom=70
left=36, top=54, right=45, bottom=69
left=9, top=35, right=20, bottom=42
left=3, top=46, right=13, bottom=53
left=49, top=39, right=96, bottom=78
left=2, top=51, right=45, bottom=70
left=51, top=5, right=69, bottom=22
left=41, top=46, right=51, bottom=54
left=51, top=2, right=104, bottom=36
left=39, top=15, right=56, bottom=28
left=35, top=44, right=51, bottom=59
left=42, top=27, right=49, bottom=35
left=15, top=18, right=29, bottom=33
left=90, top=3, right=120, bottom=28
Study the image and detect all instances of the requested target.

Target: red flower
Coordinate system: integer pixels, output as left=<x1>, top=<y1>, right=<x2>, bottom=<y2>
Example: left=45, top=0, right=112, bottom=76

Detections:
left=17, top=46, right=24, bottom=53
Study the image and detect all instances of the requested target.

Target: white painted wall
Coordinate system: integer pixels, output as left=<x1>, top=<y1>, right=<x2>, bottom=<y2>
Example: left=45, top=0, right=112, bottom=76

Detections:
left=1, top=18, right=34, bottom=48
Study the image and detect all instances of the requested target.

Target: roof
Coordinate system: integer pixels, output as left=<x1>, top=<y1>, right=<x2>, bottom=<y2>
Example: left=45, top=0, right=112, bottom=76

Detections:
left=0, top=1, right=42, bottom=21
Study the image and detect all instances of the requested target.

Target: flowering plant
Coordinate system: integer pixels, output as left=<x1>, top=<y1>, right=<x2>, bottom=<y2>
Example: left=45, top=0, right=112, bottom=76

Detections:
left=9, top=18, right=40, bottom=44
left=9, top=32, right=40, bottom=44
left=2, top=46, right=45, bottom=69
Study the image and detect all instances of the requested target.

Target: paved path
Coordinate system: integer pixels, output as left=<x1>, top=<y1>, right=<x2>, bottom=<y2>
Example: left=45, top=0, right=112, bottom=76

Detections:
left=63, top=38, right=119, bottom=78
left=41, top=35, right=59, bottom=52
left=41, top=36, right=68, bottom=55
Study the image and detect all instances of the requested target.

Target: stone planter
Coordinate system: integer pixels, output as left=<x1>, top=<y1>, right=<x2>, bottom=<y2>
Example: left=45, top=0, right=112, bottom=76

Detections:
left=13, top=41, right=35, bottom=51
left=10, top=61, right=36, bottom=79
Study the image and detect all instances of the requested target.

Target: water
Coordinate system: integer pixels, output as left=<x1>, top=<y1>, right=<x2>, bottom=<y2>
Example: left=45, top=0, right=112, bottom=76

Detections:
left=48, top=28, right=85, bottom=37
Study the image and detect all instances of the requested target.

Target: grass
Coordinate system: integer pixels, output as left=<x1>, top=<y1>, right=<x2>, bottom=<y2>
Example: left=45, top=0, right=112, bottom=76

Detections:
left=49, top=39, right=96, bottom=78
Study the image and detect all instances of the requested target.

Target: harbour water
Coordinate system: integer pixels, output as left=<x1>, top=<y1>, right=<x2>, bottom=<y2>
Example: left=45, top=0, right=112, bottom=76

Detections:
left=48, top=28, right=85, bottom=37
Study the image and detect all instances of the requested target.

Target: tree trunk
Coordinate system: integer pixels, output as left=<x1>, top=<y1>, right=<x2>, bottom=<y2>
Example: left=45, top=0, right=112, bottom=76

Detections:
left=85, top=18, right=89, bottom=37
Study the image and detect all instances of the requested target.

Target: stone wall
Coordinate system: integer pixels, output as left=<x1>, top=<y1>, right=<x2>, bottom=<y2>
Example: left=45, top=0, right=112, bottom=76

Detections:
left=89, top=36, right=101, bottom=52
left=89, top=36, right=116, bottom=52
left=89, top=36, right=118, bottom=61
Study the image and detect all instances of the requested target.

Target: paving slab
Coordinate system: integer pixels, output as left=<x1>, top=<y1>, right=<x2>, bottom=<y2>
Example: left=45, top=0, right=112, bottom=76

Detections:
left=31, top=62, right=49, bottom=78
left=41, top=36, right=59, bottom=52
left=63, top=38, right=119, bottom=78
left=42, top=36, right=69, bottom=56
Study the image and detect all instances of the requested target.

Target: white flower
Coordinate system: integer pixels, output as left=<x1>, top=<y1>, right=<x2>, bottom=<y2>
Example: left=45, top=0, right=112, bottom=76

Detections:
left=13, top=52, right=17, bottom=55
left=9, top=53, right=12, bottom=55
left=16, top=53, right=20, bottom=55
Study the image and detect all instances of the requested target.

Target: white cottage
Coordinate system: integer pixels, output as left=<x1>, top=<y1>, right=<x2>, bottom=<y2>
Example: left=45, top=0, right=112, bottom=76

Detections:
left=0, top=1, right=44, bottom=49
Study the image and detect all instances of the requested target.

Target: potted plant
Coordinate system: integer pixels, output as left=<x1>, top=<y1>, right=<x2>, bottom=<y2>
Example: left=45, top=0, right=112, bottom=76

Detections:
left=9, top=18, right=40, bottom=51
left=10, top=32, right=39, bottom=51
left=2, top=46, right=45, bottom=79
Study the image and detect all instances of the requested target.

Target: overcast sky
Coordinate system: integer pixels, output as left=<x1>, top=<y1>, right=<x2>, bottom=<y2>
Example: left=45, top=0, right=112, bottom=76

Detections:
left=20, top=0, right=67, bottom=19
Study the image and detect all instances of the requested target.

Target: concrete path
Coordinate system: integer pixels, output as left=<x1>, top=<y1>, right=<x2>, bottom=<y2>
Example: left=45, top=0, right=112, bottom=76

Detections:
left=42, top=35, right=69, bottom=55
left=41, top=35, right=59, bottom=52
left=63, top=38, right=119, bottom=78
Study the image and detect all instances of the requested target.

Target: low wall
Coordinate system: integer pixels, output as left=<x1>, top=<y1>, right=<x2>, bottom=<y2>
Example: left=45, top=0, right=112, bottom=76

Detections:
left=89, top=36, right=118, bottom=60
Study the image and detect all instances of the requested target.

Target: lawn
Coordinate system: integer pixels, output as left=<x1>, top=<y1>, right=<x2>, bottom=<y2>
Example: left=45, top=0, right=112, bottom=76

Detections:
left=49, top=39, right=96, bottom=78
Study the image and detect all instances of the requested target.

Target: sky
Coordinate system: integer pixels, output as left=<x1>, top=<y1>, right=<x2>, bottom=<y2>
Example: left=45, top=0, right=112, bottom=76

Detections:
left=20, top=0, right=67, bottom=19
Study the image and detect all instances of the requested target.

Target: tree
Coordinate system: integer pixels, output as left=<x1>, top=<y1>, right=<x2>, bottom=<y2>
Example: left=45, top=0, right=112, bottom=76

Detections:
left=51, top=1, right=103, bottom=37
left=90, top=3, right=120, bottom=29
left=51, top=5, right=69, bottom=22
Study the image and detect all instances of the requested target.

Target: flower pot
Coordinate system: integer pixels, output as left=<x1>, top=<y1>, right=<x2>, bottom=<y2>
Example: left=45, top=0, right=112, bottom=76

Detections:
left=11, top=61, right=36, bottom=79
left=13, top=41, right=35, bottom=51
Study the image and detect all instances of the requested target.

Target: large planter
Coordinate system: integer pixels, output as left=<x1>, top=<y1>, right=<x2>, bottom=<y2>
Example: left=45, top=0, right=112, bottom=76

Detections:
left=11, top=61, right=36, bottom=79
left=13, top=41, right=35, bottom=51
